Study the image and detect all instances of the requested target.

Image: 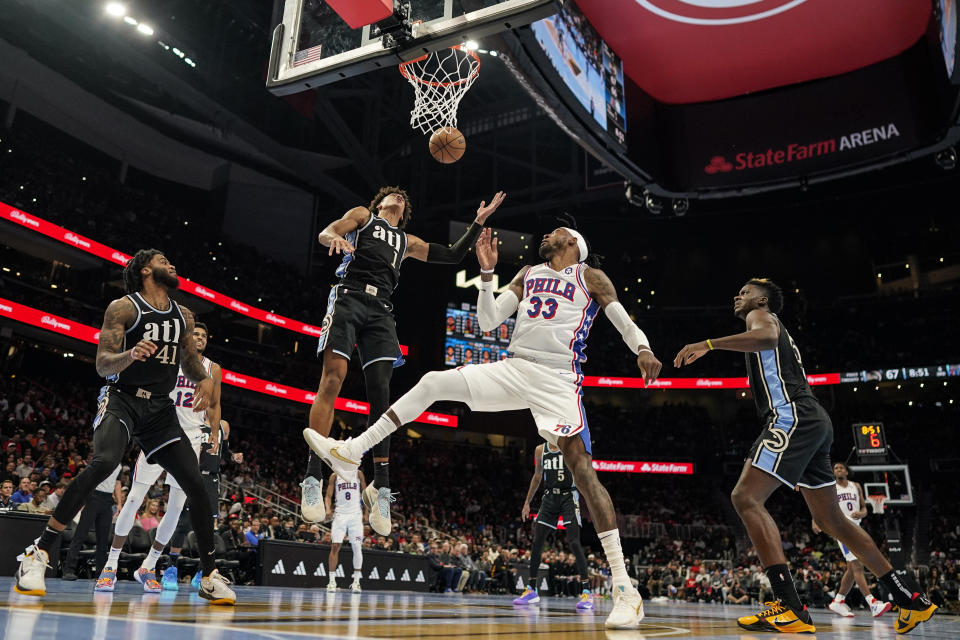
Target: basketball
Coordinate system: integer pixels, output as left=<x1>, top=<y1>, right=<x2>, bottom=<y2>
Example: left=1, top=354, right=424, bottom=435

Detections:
left=429, top=127, right=466, bottom=164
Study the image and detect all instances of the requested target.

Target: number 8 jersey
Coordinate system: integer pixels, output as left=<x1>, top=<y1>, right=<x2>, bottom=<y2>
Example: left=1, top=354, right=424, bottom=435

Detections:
left=508, top=263, right=600, bottom=372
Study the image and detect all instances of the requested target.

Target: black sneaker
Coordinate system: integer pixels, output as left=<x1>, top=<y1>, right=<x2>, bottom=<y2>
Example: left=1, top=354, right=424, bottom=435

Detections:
left=61, top=570, right=78, bottom=581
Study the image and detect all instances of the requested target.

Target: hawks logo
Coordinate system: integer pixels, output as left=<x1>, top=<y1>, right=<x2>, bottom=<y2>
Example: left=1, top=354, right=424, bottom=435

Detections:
left=321, top=313, right=333, bottom=334
left=637, top=0, right=808, bottom=26
left=761, top=426, right=791, bottom=453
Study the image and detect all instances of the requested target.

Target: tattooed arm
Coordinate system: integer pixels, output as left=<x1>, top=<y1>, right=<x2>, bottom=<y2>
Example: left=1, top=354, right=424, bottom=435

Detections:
left=179, top=305, right=213, bottom=412
left=96, top=297, right=151, bottom=377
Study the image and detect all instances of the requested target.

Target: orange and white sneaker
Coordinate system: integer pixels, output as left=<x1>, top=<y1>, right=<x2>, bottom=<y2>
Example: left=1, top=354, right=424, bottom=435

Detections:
left=14, top=545, right=49, bottom=596
left=95, top=567, right=117, bottom=593
left=894, top=593, right=937, bottom=634
left=737, top=600, right=816, bottom=633
left=135, top=567, right=162, bottom=593
left=199, top=569, right=236, bottom=606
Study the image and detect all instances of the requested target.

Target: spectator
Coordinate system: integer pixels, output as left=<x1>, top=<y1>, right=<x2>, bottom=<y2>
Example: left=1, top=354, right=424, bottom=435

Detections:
left=10, top=477, right=32, bottom=504
left=245, top=520, right=263, bottom=547
left=17, top=487, right=50, bottom=514
left=42, top=479, right=67, bottom=510
left=137, top=498, right=161, bottom=530
left=0, top=479, right=15, bottom=510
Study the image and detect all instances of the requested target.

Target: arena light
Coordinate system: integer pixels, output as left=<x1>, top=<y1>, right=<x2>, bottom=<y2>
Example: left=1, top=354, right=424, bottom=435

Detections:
left=136, top=23, right=154, bottom=36
left=464, top=40, right=479, bottom=51
left=105, top=3, right=126, bottom=17
left=123, top=16, right=137, bottom=26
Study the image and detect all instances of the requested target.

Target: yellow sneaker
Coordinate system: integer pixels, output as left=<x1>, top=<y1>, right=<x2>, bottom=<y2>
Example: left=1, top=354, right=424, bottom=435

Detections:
left=737, top=600, right=816, bottom=633
left=895, top=601, right=938, bottom=634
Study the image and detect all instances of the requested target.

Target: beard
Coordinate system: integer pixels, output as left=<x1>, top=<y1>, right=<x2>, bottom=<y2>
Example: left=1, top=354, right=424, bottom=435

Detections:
left=538, top=243, right=552, bottom=259
left=151, top=268, right=180, bottom=289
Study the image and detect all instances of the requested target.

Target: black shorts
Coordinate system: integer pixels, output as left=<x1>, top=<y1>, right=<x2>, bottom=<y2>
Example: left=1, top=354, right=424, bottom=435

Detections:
left=317, top=284, right=403, bottom=368
left=536, top=490, right=581, bottom=529
left=746, top=397, right=835, bottom=489
left=95, top=386, right=183, bottom=463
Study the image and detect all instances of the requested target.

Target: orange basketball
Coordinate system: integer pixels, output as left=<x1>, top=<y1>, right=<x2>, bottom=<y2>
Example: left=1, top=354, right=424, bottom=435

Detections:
left=429, top=127, right=466, bottom=164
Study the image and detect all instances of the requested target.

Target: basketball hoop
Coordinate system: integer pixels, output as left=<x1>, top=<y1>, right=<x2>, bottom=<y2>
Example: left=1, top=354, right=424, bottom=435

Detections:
left=399, top=45, right=481, bottom=135
left=867, top=494, right=887, bottom=515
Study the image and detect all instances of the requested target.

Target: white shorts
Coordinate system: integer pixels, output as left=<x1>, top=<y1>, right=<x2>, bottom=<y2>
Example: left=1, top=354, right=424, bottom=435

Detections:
left=457, top=358, right=591, bottom=454
left=132, top=429, right=204, bottom=490
left=331, top=512, right=364, bottom=544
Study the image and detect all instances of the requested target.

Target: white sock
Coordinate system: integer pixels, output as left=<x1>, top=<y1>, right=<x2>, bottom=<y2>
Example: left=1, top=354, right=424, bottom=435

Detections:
left=866, top=594, right=877, bottom=604
left=834, top=594, right=845, bottom=603
left=353, top=571, right=361, bottom=579
left=142, top=547, right=163, bottom=571
left=105, top=547, right=122, bottom=571
left=352, top=415, right=398, bottom=455
left=598, top=529, right=630, bottom=591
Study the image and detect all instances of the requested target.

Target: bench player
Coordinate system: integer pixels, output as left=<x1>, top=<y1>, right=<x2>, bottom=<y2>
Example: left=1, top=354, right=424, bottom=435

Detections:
left=307, top=225, right=661, bottom=629
left=302, top=187, right=505, bottom=536
left=816, top=462, right=892, bottom=618
left=515, top=442, right=593, bottom=610
left=324, top=470, right=368, bottom=592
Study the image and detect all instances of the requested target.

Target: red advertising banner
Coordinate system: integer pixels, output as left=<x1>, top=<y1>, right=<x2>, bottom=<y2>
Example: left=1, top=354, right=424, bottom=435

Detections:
left=0, top=297, right=446, bottom=426
left=583, top=373, right=841, bottom=389
left=592, top=460, right=694, bottom=475
left=0, top=202, right=408, bottom=355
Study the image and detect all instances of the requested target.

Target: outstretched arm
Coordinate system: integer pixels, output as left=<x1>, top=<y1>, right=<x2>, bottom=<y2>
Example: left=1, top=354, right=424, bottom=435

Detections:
left=205, top=364, right=223, bottom=452
left=673, top=309, right=780, bottom=368
left=583, top=267, right=662, bottom=384
left=96, top=297, right=150, bottom=377
left=179, top=306, right=212, bottom=411
left=521, top=445, right=543, bottom=520
left=405, top=191, right=506, bottom=262
left=318, top=207, right=369, bottom=255
left=475, top=228, right=524, bottom=332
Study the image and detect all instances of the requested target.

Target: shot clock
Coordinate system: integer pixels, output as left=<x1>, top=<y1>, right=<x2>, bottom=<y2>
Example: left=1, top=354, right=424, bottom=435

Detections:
left=853, top=422, right=888, bottom=457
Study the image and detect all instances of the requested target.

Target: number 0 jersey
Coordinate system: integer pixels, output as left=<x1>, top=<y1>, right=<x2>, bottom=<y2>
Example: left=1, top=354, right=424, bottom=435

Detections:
left=835, top=481, right=862, bottom=524
left=170, top=357, right=214, bottom=433
left=107, top=292, right=187, bottom=395
left=508, top=263, right=599, bottom=372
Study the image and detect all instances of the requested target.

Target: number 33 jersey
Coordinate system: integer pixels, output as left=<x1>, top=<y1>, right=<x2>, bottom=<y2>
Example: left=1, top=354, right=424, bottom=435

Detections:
left=508, top=263, right=600, bottom=372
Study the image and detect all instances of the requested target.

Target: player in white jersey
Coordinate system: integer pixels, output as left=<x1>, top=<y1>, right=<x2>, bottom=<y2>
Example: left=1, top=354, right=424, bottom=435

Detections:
left=814, top=462, right=892, bottom=618
left=324, top=470, right=368, bottom=592
left=95, top=322, right=222, bottom=593
left=306, top=222, right=662, bottom=629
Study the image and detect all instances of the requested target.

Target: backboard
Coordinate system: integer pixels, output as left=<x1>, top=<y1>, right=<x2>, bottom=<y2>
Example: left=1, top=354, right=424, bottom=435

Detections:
left=267, top=0, right=559, bottom=95
left=849, top=464, right=914, bottom=506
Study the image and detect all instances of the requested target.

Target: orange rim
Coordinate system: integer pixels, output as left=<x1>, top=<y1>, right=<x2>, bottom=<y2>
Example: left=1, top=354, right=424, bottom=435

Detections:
left=398, top=46, right=481, bottom=88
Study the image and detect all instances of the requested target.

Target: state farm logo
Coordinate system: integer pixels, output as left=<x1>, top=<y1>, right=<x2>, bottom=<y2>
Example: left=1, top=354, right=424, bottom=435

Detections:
left=63, top=233, right=90, bottom=248
left=265, top=384, right=287, bottom=395
left=224, top=373, right=246, bottom=384
left=9, top=211, right=40, bottom=227
left=194, top=286, right=215, bottom=299
left=344, top=400, right=366, bottom=411
left=112, top=252, right=128, bottom=263
left=229, top=300, right=249, bottom=312
left=638, top=0, right=808, bottom=26
left=41, top=316, right=70, bottom=331
left=704, top=156, right=733, bottom=174
left=640, top=463, right=651, bottom=472
left=265, top=314, right=286, bottom=325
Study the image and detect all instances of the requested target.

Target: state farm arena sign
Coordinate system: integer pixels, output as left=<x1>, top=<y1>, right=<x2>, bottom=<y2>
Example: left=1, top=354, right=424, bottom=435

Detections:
left=592, top=459, right=694, bottom=475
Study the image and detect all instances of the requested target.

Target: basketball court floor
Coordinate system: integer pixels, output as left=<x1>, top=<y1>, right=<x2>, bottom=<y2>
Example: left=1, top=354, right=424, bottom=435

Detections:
left=0, top=578, right=954, bottom=640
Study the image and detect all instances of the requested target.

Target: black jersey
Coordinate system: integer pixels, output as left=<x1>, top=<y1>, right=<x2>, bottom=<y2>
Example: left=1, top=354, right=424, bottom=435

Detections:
left=745, top=314, right=816, bottom=423
left=107, top=293, right=186, bottom=395
left=199, top=424, right=225, bottom=474
left=335, top=212, right=407, bottom=296
left=541, top=445, right=574, bottom=491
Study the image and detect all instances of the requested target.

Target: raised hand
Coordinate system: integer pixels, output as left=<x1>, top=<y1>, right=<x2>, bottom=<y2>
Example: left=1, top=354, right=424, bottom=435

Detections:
left=475, top=191, right=506, bottom=224
left=327, top=236, right=355, bottom=256
left=673, top=341, right=710, bottom=368
left=476, top=227, right=499, bottom=271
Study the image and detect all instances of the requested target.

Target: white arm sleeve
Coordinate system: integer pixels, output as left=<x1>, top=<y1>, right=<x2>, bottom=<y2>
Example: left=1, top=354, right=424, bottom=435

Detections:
left=604, top=301, right=651, bottom=354
left=477, top=282, right=519, bottom=333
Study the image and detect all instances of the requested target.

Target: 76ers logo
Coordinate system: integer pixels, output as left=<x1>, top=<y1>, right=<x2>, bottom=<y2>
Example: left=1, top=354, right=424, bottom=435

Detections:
left=637, top=0, right=808, bottom=26
left=761, top=425, right=791, bottom=453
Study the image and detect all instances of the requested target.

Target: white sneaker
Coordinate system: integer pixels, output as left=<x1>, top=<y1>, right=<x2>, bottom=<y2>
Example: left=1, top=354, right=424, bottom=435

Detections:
left=351, top=580, right=362, bottom=593
left=327, top=581, right=337, bottom=592
left=14, top=545, right=49, bottom=596
left=869, top=599, right=893, bottom=617
left=303, top=428, right=361, bottom=477
left=199, top=570, right=236, bottom=605
left=364, top=484, right=395, bottom=536
left=605, top=585, right=644, bottom=629
left=300, top=476, right=326, bottom=523
left=828, top=600, right=855, bottom=618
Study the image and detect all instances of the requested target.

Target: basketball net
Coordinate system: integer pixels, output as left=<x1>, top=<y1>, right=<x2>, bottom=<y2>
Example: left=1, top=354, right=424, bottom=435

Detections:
left=399, top=45, right=481, bottom=135
left=867, top=494, right=887, bottom=515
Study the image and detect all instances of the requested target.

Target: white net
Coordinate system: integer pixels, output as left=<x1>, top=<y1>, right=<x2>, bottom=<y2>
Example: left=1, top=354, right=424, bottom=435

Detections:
left=399, top=46, right=481, bottom=135
left=868, top=495, right=887, bottom=515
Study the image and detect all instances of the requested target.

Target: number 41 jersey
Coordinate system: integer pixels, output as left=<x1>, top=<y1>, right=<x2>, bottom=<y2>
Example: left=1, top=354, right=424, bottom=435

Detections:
left=107, top=292, right=186, bottom=395
left=508, top=262, right=599, bottom=373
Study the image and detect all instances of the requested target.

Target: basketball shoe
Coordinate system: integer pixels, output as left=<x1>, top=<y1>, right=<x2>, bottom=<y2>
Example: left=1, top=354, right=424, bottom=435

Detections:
left=161, top=566, right=179, bottom=591
left=351, top=579, right=362, bottom=593
left=300, top=476, right=326, bottom=523
left=605, top=585, right=644, bottom=629
left=894, top=594, right=937, bottom=634
left=576, top=590, right=594, bottom=610
left=828, top=599, right=855, bottom=617
left=191, top=571, right=202, bottom=590
left=513, top=586, right=540, bottom=604
left=737, top=600, right=816, bottom=633
left=303, top=429, right=361, bottom=477
left=327, top=580, right=337, bottom=592
left=14, top=545, right=49, bottom=596
left=135, top=567, right=162, bottom=593
left=95, top=567, right=117, bottom=593
left=870, top=598, right=893, bottom=617
left=363, top=484, right=395, bottom=536
left=198, top=569, right=236, bottom=605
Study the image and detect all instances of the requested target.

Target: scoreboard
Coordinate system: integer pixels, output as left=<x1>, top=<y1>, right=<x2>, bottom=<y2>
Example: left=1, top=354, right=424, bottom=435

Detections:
left=853, top=422, right=888, bottom=458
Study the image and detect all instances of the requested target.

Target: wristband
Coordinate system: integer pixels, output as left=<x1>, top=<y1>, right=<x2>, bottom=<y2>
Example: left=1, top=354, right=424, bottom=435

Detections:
left=480, top=268, right=495, bottom=274
left=637, top=346, right=653, bottom=355
left=129, top=347, right=137, bottom=360
left=706, top=339, right=715, bottom=351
